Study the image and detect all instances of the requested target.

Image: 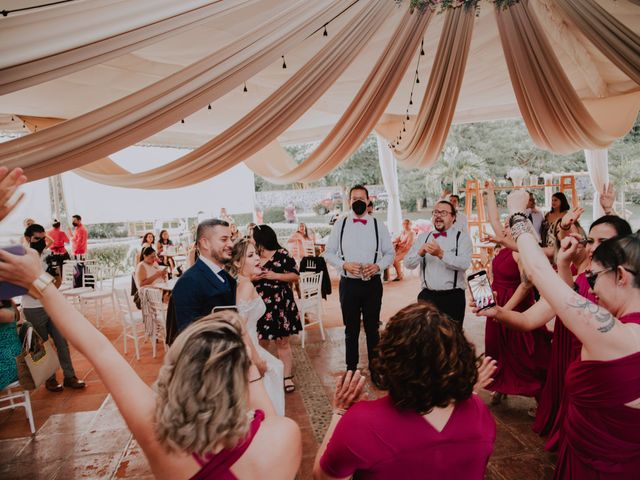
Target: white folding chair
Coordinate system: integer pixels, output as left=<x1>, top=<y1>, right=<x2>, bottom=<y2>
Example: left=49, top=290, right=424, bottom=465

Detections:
left=114, top=287, right=145, bottom=360
left=58, top=260, right=79, bottom=292
left=139, top=288, right=167, bottom=358
left=61, top=262, right=96, bottom=307
left=79, top=267, right=118, bottom=328
left=297, top=271, right=325, bottom=348
left=0, top=381, right=35, bottom=434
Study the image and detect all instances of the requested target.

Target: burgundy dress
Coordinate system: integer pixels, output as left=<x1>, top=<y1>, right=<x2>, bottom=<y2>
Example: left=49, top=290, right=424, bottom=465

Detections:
left=190, top=410, right=264, bottom=480
left=554, top=313, right=640, bottom=479
left=320, top=395, right=495, bottom=479
left=533, top=272, right=592, bottom=445
left=485, top=248, right=551, bottom=398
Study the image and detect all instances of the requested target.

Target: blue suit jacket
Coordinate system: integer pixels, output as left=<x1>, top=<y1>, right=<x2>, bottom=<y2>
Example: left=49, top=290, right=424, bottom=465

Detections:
left=171, top=258, right=236, bottom=334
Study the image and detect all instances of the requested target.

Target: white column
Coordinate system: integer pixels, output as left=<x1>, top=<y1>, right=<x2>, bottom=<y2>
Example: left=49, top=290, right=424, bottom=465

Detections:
left=542, top=173, right=554, bottom=211
left=584, top=149, right=609, bottom=220
left=376, top=133, right=402, bottom=237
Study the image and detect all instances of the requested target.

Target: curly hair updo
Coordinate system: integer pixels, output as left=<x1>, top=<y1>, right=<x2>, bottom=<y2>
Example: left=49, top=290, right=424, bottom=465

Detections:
left=372, top=302, right=478, bottom=414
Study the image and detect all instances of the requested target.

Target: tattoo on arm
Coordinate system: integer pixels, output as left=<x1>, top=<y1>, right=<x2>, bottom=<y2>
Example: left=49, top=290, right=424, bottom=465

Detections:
left=566, top=295, right=616, bottom=333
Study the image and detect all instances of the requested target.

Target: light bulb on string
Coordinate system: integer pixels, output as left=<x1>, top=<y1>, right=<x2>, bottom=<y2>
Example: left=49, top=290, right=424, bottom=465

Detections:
left=208, top=104, right=212, bottom=110
left=323, top=25, right=328, bottom=37
left=243, top=82, right=248, bottom=92
left=180, top=119, right=185, bottom=124
left=282, top=55, right=287, bottom=69
left=420, top=38, right=425, bottom=56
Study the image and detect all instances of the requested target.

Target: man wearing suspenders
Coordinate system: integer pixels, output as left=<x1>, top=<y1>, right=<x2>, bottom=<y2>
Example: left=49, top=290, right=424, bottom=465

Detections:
left=404, top=200, right=472, bottom=328
left=325, top=185, right=394, bottom=373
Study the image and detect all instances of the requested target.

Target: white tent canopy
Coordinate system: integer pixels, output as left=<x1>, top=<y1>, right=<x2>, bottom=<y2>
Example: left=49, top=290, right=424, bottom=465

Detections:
left=0, top=0, right=637, bottom=147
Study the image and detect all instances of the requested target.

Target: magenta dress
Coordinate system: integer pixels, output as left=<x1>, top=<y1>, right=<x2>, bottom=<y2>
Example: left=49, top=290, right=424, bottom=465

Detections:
left=485, top=248, right=551, bottom=398
left=534, top=272, right=593, bottom=449
left=190, top=410, right=264, bottom=480
left=554, top=313, right=640, bottom=479
left=320, top=395, right=495, bottom=479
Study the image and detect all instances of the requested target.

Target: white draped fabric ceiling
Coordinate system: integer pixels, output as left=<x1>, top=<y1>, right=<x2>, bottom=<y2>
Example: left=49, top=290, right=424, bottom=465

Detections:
left=0, top=0, right=638, bottom=189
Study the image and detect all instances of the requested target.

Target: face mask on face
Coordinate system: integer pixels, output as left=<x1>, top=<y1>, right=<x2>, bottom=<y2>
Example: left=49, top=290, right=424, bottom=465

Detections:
left=352, top=200, right=367, bottom=216
left=30, top=238, right=46, bottom=254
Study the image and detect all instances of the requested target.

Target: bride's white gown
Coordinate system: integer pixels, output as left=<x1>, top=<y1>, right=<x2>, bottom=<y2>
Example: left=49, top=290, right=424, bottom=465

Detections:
left=237, top=297, right=285, bottom=416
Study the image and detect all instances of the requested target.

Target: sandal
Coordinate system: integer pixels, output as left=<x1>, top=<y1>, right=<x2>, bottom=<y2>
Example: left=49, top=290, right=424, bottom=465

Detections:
left=284, top=376, right=295, bottom=394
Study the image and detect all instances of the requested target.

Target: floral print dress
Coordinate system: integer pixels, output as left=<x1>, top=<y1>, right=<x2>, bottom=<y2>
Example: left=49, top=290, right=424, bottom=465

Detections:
left=253, top=249, right=302, bottom=340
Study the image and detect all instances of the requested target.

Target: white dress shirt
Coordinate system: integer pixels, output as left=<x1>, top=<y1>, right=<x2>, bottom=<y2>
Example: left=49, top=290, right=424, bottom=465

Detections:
left=454, top=212, right=468, bottom=232
left=404, top=228, right=473, bottom=290
left=199, top=256, right=228, bottom=283
left=324, top=213, right=394, bottom=278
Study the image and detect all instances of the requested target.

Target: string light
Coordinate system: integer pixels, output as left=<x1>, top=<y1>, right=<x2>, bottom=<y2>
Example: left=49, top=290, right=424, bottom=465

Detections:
left=208, top=104, right=212, bottom=110
left=243, top=82, right=248, bottom=92
left=323, top=25, right=328, bottom=37
left=282, top=55, right=287, bottom=69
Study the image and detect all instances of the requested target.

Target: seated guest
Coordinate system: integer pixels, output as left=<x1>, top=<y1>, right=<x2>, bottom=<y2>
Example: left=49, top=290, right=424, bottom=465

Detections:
left=505, top=190, right=640, bottom=479
left=0, top=300, right=21, bottom=390
left=156, top=229, right=178, bottom=278
left=0, top=248, right=301, bottom=479
left=135, top=247, right=167, bottom=289
left=315, top=302, right=496, bottom=480
left=139, top=232, right=155, bottom=262
left=172, top=219, right=235, bottom=334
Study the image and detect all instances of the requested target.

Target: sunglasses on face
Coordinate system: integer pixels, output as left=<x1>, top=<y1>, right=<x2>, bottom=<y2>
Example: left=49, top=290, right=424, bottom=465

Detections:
left=585, top=267, right=637, bottom=289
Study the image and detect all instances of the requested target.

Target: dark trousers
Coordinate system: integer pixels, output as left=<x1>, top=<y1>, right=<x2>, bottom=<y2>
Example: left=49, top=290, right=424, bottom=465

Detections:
left=339, top=276, right=383, bottom=371
left=418, top=288, right=466, bottom=328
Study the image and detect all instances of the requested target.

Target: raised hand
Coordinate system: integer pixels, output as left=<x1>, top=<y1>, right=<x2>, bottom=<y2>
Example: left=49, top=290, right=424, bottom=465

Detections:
left=600, top=183, right=616, bottom=214
left=557, top=235, right=581, bottom=266
left=474, top=356, right=497, bottom=393
left=0, top=167, right=27, bottom=222
left=560, top=206, right=585, bottom=229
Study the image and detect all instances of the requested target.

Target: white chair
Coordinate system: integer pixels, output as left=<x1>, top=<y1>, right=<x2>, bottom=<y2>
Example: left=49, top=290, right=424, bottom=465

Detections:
left=58, top=260, right=78, bottom=292
left=139, top=287, right=167, bottom=358
left=0, top=381, right=35, bottom=434
left=61, top=262, right=96, bottom=307
left=114, top=287, right=145, bottom=360
left=302, top=240, right=315, bottom=257
left=78, top=267, right=117, bottom=328
left=297, top=271, right=325, bottom=348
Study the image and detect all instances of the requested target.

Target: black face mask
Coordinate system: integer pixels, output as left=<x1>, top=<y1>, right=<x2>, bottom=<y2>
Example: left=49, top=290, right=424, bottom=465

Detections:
left=30, top=238, right=46, bottom=254
left=352, top=200, right=367, bottom=216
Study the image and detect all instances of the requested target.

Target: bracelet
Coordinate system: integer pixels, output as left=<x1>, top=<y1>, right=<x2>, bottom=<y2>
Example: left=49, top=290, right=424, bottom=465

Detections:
left=28, top=272, right=55, bottom=299
left=508, top=212, right=528, bottom=228
left=510, top=219, right=534, bottom=240
left=559, top=222, right=571, bottom=231
left=249, top=374, right=263, bottom=383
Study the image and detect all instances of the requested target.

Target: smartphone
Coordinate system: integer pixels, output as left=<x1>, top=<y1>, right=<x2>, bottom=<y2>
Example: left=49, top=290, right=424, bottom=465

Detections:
left=212, top=305, right=238, bottom=313
left=467, top=270, right=496, bottom=311
left=0, top=245, right=28, bottom=300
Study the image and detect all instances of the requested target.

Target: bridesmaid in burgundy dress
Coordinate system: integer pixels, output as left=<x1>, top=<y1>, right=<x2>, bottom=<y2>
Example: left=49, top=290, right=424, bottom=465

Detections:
left=506, top=190, right=640, bottom=479
left=484, top=243, right=551, bottom=404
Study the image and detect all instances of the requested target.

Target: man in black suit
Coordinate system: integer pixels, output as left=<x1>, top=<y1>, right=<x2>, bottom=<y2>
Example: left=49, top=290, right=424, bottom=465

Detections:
left=171, top=218, right=235, bottom=334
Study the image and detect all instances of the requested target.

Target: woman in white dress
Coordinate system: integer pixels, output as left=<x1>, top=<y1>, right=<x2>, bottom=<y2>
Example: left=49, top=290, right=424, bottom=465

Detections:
left=229, top=238, right=285, bottom=416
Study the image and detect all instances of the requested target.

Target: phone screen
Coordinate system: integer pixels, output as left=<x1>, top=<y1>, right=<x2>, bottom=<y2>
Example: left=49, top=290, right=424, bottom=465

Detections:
left=467, top=270, right=496, bottom=311
left=0, top=245, right=28, bottom=300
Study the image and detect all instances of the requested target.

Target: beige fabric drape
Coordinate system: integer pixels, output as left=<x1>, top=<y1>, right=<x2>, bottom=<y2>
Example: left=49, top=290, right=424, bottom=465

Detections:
left=391, top=7, right=475, bottom=169
left=555, top=0, right=640, bottom=85
left=72, top=0, right=391, bottom=188
left=0, top=0, right=349, bottom=181
left=495, top=0, right=616, bottom=154
left=0, top=0, right=255, bottom=95
left=254, top=8, right=433, bottom=184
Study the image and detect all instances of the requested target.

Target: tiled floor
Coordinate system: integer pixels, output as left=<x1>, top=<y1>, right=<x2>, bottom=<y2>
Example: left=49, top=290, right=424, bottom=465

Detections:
left=0, top=272, right=556, bottom=478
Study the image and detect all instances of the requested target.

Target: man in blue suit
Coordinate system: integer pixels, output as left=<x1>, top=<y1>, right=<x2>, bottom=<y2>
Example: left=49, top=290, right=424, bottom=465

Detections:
left=171, top=218, right=235, bottom=335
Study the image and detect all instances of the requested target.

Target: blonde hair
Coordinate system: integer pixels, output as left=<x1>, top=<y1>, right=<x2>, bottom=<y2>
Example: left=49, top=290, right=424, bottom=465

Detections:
left=226, top=237, right=253, bottom=278
left=155, top=311, right=251, bottom=455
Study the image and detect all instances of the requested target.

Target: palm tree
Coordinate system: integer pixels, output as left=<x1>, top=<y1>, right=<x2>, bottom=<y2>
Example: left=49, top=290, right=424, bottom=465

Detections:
left=432, top=146, right=488, bottom=195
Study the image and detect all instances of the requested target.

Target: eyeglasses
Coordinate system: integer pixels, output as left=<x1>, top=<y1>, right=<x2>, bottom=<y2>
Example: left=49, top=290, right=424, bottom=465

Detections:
left=585, top=267, right=638, bottom=289
left=432, top=209, right=452, bottom=217
left=585, top=268, right=611, bottom=289
left=578, top=237, right=595, bottom=246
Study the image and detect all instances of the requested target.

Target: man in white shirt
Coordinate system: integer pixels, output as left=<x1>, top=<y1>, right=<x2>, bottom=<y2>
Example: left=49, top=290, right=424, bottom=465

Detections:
left=526, top=192, right=544, bottom=239
left=325, top=185, right=394, bottom=373
left=404, top=200, right=473, bottom=328
left=22, top=224, right=85, bottom=392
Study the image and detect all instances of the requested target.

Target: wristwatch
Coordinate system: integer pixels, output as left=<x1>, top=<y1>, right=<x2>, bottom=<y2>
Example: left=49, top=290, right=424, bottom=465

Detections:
left=29, top=272, right=55, bottom=299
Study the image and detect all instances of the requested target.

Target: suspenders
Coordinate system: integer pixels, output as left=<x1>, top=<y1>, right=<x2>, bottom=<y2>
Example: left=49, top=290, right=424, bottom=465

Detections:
left=421, top=230, right=462, bottom=289
left=339, top=217, right=379, bottom=263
